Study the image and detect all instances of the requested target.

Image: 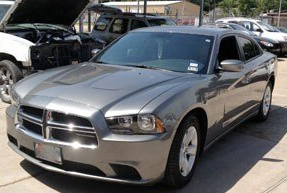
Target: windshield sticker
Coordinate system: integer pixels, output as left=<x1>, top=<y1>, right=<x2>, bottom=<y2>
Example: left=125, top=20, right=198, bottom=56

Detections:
left=205, top=39, right=211, bottom=43
left=188, top=63, right=199, bottom=72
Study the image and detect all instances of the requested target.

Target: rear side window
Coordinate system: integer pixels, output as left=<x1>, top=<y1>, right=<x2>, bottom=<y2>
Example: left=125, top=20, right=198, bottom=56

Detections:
left=148, top=19, right=176, bottom=26
left=110, top=18, right=129, bottom=34
left=94, top=17, right=112, bottom=31
left=131, top=20, right=147, bottom=30
left=237, top=36, right=261, bottom=61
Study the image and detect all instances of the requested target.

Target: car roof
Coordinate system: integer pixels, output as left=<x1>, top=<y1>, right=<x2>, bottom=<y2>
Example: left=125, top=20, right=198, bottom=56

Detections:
left=131, top=26, right=239, bottom=37
left=217, top=17, right=260, bottom=22
left=101, top=13, right=168, bottom=19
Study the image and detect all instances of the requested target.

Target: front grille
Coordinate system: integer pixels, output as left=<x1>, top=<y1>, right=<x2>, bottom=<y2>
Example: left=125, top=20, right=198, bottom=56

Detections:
left=22, top=119, right=42, bottom=135
left=17, top=105, right=97, bottom=147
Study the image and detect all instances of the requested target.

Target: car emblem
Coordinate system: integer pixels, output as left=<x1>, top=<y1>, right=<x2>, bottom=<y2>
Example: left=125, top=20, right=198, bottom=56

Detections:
left=46, top=111, right=52, bottom=122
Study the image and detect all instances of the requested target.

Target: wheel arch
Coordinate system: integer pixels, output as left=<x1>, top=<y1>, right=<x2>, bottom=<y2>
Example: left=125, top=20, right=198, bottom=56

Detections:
left=0, top=53, right=24, bottom=70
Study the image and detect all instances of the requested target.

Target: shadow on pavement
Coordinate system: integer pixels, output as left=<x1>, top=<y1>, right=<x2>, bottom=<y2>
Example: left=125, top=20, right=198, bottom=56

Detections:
left=20, top=105, right=287, bottom=193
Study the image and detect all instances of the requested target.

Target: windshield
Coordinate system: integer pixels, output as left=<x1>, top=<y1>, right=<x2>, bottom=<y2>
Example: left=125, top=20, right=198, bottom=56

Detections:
left=257, top=21, right=279, bottom=32
left=0, top=4, right=12, bottom=22
left=148, top=19, right=176, bottom=26
left=93, top=32, right=214, bottom=74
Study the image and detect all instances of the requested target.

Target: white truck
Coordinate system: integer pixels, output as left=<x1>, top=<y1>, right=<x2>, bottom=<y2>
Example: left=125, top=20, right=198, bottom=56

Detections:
left=0, top=0, right=104, bottom=103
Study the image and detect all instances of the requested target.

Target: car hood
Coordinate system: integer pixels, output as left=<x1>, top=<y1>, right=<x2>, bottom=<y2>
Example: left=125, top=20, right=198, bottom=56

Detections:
left=1, top=0, right=92, bottom=26
left=16, top=63, right=194, bottom=114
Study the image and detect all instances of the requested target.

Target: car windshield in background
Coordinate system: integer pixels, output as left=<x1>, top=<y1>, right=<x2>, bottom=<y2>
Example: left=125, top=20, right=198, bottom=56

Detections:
left=258, top=22, right=279, bottom=32
left=0, top=4, right=12, bottom=21
left=148, top=19, right=176, bottom=26
left=94, top=32, right=214, bottom=74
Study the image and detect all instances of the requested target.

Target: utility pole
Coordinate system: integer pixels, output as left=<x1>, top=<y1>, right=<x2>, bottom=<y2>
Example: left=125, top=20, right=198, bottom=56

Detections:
left=212, top=0, right=216, bottom=22
left=143, top=0, right=147, bottom=16
left=137, top=0, right=140, bottom=13
left=278, top=0, right=282, bottom=27
left=199, top=0, right=204, bottom=26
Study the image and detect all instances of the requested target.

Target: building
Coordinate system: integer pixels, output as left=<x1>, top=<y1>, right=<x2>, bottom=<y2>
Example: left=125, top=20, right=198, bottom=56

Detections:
left=101, top=1, right=200, bottom=17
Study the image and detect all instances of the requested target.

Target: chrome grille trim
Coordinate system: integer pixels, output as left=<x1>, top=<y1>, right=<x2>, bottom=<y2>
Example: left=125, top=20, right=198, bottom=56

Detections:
left=16, top=105, right=98, bottom=148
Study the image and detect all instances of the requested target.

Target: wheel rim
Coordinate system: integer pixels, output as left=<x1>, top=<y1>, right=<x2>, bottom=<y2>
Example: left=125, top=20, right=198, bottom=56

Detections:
left=179, top=126, right=198, bottom=177
left=0, top=67, right=13, bottom=98
left=263, top=86, right=271, bottom=116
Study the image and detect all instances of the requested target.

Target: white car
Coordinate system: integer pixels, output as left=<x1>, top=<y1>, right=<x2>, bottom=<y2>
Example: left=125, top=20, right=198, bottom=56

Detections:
left=0, top=0, right=104, bottom=103
left=216, top=17, right=287, bottom=56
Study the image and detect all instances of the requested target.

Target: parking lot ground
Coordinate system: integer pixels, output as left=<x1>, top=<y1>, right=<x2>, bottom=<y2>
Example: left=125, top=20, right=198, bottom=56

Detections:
left=0, top=59, right=286, bottom=193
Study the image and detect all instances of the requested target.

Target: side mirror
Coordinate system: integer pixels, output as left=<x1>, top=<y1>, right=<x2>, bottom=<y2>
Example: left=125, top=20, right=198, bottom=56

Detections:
left=220, top=60, right=244, bottom=72
left=91, top=48, right=101, bottom=57
left=256, top=28, right=263, bottom=33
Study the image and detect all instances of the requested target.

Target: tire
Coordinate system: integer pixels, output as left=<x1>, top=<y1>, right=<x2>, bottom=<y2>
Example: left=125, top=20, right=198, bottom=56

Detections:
left=255, top=82, right=273, bottom=122
left=163, top=115, right=201, bottom=188
left=0, top=60, right=23, bottom=103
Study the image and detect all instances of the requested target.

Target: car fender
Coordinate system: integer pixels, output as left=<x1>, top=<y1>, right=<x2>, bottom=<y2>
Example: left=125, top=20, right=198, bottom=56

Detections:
left=0, top=32, right=34, bottom=64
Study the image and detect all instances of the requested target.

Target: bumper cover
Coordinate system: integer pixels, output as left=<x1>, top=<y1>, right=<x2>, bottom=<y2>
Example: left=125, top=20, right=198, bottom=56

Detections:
left=6, top=103, right=171, bottom=185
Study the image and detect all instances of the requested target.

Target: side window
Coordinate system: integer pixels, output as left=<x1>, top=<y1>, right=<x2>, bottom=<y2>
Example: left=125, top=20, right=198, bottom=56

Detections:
left=251, top=23, right=261, bottom=32
left=242, top=21, right=252, bottom=31
left=94, top=17, right=112, bottom=31
left=131, top=20, right=147, bottom=30
left=110, top=18, right=129, bottom=34
left=237, top=36, right=261, bottom=61
left=218, top=36, right=240, bottom=64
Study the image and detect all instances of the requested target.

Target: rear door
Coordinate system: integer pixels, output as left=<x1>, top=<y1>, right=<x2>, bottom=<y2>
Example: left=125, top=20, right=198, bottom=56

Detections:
left=236, top=35, right=270, bottom=110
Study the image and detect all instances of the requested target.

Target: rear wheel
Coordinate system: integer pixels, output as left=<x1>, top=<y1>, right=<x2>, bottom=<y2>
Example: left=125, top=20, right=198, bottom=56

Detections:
left=163, top=115, right=201, bottom=188
left=255, top=82, right=273, bottom=122
left=0, top=60, right=23, bottom=103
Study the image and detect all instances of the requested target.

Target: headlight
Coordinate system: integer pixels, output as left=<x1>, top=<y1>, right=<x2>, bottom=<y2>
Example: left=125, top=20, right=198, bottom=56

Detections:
left=106, top=114, right=165, bottom=135
left=260, top=40, right=274, bottom=47
left=10, top=89, right=20, bottom=107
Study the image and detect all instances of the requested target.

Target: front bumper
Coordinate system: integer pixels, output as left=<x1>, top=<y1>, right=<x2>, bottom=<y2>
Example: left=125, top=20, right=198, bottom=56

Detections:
left=6, top=102, right=171, bottom=185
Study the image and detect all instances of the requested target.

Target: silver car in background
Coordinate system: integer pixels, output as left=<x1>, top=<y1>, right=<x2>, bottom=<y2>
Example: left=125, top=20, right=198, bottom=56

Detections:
left=6, top=26, right=277, bottom=187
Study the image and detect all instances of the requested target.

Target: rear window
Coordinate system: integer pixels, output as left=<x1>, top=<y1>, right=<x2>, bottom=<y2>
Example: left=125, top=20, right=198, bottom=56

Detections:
left=94, top=17, right=112, bottom=31
left=148, top=19, right=176, bottom=26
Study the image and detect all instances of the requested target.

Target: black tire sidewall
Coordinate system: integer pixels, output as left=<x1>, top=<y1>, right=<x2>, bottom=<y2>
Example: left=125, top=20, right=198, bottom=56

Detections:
left=257, top=82, right=273, bottom=121
left=164, top=115, right=201, bottom=187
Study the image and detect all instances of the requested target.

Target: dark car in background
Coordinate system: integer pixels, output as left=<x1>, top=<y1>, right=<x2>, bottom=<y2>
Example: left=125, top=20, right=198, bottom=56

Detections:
left=206, top=23, right=281, bottom=55
left=90, top=5, right=177, bottom=44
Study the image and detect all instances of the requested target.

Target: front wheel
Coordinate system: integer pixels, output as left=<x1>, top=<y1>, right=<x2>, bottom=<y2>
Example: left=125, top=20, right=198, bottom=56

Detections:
left=255, top=82, right=273, bottom=122
left=163, top=115, right=201, bottom=187
left=0, top=60, right=23, bottom=103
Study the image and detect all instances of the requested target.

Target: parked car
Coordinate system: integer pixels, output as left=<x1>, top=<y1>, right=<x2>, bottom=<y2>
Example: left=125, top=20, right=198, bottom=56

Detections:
left=216, top=17, right=287, bottom=56
left=205, top=23, right=281, bottom=54
left=7, top=26, right=277, bottom=187
left=90, top=5, right=177, bottom=44
left=0, top=0, right=105, bottom=103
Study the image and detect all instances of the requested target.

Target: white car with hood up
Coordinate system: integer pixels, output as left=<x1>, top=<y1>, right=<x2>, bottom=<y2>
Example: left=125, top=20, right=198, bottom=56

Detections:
left=0, top=0, right=104, bottom=103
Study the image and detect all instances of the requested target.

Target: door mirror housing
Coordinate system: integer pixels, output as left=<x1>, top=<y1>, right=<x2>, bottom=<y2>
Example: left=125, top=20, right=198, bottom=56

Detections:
left=220, top=60, right=244, bottom=72
left=91, top=49, right=101, bottom=57
left=256, top=28, right=263, bottom=33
